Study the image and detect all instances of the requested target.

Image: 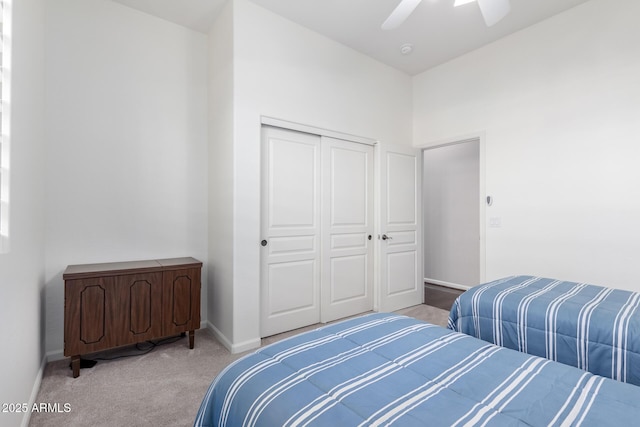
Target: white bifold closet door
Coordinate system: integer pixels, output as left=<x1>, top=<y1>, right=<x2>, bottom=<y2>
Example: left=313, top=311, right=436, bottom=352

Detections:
left=260, top=126, right=374, bottom=337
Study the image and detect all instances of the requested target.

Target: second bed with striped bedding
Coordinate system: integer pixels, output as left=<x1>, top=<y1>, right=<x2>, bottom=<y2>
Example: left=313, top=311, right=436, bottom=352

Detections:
left=448, top=275, right=640, bottom=385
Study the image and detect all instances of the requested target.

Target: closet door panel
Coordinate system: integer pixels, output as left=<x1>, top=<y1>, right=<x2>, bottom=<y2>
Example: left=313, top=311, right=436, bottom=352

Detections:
left=260, top=127, right=321, bottom=337
left=321, top=137, right=374, bottom=323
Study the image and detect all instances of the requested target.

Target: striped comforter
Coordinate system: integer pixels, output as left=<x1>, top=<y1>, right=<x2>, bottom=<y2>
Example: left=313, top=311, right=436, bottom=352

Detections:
left=194, top=313, right=640, bottom=426
left=448, top=275, right=640, bottom=385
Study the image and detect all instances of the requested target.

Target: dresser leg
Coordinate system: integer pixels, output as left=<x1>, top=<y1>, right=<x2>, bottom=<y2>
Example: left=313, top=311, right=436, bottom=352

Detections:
left=189, top=330, right=195, bottom=349
left=71, top=355, right=80, bottom=378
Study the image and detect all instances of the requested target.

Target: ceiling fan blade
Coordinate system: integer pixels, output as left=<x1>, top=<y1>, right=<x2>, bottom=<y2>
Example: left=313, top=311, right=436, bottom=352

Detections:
left=381, top=0, right=423, bottom=30
left=477, top=0, right=511, bottom=27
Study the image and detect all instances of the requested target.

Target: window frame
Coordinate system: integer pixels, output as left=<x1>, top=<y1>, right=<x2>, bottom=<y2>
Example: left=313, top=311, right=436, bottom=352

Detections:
left=0, top=0, right=11, bottom=253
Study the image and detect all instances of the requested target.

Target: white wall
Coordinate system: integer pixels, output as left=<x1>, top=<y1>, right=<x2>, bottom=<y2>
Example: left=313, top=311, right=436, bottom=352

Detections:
left=208, top=0, right=413, bottom=351
left=44, top=0, right=208, bottom=356
left=413, top=0, right=640, bottom=290
left=207, top=0, right=235, bottom=347
left=0, top=0, right=46, bottom=425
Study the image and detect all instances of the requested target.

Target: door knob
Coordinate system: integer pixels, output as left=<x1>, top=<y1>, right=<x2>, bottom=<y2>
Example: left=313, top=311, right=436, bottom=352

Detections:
left=261, top=240, right=268, bottom=247
left=382, top=234, right=392, bottom=240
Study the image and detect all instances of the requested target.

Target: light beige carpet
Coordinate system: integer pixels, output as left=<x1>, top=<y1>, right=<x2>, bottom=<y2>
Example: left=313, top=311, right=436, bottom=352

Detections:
left=29, top=305, right=450, bottom=427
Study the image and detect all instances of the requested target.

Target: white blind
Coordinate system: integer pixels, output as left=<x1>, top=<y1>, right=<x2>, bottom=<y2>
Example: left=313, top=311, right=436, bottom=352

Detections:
left=0, top=0, right=9, bottom=251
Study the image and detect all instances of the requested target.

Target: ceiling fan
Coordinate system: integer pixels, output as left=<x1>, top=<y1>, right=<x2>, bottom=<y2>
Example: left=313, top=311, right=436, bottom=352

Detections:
left=382, top=0, right=511, bottom=30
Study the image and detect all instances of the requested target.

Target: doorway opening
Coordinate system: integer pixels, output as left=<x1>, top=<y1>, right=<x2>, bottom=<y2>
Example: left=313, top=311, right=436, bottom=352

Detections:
left=422, top=138, right=483, bottom=307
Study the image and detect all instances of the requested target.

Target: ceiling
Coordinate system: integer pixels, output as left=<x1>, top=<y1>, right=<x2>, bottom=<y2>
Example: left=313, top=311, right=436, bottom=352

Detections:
left=110, top=0, right=592, bottom=75
left=110, top=0, right=227, bottom=33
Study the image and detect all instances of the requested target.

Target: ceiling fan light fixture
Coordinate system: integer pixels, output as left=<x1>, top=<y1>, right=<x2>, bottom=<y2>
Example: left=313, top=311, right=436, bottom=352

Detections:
left=381, top=0, right=423, bottom=30
left=454, top=0, right=476, bottom=7
left=477, top=0, right=511, bottom=26
left=382, top=0, right=511, bottom=31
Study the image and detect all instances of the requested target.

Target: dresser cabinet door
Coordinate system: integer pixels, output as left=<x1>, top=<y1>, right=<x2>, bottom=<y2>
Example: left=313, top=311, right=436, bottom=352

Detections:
left=64, top=277, right=115, bottom=356
left=114, top=272, right=163, bottom=343
left=162, top=268, right=201, bottom=335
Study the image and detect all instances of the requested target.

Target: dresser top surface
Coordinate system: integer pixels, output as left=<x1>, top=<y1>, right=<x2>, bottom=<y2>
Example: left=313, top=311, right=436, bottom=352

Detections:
left=63, top=257, right=202, bottom=279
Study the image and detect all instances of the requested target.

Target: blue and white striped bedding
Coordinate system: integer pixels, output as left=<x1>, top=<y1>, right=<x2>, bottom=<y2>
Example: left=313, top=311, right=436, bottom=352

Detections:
left=448, top=275, right=640, bottom=385
left=194, top=312, right=640, bottom=426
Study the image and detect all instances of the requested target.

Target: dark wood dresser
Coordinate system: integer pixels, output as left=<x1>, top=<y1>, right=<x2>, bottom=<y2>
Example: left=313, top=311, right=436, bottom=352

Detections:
left=63, top=257, right=202, bottom=377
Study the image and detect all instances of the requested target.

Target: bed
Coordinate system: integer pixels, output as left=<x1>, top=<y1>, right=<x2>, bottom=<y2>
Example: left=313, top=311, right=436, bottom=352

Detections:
left=194, top=313, right=640, bottom=426
left=448, top=275, right=640, bottom=385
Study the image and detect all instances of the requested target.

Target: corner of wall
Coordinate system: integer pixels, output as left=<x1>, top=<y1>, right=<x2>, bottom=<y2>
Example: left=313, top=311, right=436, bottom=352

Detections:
left=207, top=0, right=235, bottom=344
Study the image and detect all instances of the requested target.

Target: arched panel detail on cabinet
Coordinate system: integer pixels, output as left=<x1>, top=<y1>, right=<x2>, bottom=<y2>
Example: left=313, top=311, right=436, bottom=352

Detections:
left=80, top=285, right=105, bottom=344
left=129, top=280, right=152, bottom=335
left=172, top=275, right=192, bottom=327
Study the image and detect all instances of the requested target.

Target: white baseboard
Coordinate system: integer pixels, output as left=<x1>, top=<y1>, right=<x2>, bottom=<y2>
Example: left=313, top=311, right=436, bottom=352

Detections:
left=45, top=348, right=65, bottom=362
left=21, top=354, right=47, bottom=427
left=423, top=278, right=471, bottom=292
left=206, top=321, right=232, bottom=352
left=231, top=337, right=262, bottom=354
left=206, top=321, right=261, bottom=354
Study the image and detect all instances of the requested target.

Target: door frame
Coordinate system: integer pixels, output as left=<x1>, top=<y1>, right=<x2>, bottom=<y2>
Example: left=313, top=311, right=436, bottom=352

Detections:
left=417, top=132, right=487, bottom=290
